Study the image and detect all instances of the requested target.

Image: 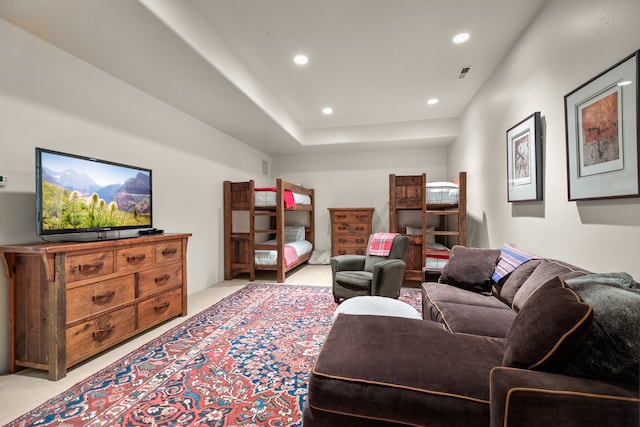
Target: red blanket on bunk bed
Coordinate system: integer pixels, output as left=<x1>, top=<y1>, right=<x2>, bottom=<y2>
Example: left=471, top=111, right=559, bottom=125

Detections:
left=427, top=247, right=451, bottom=259
left=284, top=244, right=298, bottom=267
left=255, top=187, right=296, bottom=208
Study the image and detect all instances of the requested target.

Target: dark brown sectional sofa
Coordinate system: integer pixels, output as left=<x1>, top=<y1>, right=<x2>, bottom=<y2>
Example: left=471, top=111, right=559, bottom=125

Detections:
left=303, top=247, right=640, bottom=427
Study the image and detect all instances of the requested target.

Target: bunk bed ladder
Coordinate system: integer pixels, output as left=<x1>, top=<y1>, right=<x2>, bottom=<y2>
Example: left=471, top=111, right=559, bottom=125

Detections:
left=274, top=179, right=285, bottom=282
left=223, top=180, right=257, bottom=281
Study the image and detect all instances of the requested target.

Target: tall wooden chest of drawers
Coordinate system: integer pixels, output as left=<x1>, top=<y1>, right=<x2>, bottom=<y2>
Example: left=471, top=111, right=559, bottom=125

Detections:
left=0, top=233, right=191, bottom=380
left=328, top=208, right=374, bottom=256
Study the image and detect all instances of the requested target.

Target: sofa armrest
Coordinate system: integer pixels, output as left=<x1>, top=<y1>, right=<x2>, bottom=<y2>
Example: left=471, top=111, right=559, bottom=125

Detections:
left=330, top=254, right=366, bottom=272
left=490, top=367, right=639, bottom=427
left=371, top=259, right=406, bottom=298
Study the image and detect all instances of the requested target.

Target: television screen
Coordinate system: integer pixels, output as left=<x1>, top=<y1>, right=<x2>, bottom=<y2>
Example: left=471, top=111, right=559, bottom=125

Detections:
left=36, top=148, right=152, bottom=236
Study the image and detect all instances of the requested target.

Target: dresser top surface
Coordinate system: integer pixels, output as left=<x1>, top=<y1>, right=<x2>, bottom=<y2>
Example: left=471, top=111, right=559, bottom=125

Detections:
left=0, top=233, right=191, bottom=255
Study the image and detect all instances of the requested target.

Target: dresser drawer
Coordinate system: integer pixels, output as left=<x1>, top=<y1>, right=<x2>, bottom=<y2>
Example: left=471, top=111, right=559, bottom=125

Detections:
left=115, top=244, right=155, bottom=273
left=330, top=210, right=372, bottom=223
left=138, top=288, right=183, bottom=329
left=138, top=264, right=183, bottom=298
left=66, top=275, right=136, bottom=323
left=66, top=251, right=114, bottom=283
left=66, top=305, right=136, bottom=364
left=333, top=235, right=369, bottom=246
left=155, top=240, right=183, bottom=263
left=332, top=222, right=370, bottom=234
left=333, top=247, right=368, bottom=256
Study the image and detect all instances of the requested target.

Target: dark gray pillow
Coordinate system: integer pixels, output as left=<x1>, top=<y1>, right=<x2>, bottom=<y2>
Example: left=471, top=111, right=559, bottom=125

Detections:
left=438, top=246, right=501, bottom=293
left=503, top=277, right=593, bottom=372
left=562, top=274, right=640, bottom=385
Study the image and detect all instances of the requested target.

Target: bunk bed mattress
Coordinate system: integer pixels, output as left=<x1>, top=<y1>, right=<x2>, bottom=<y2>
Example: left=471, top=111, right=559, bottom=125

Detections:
left=426, top=182, right=459, bottom=204
left=255, top=240, right=313, bottom=266
left=254, top=190, right=312, bottom=206
left=426, top=243, right=451, bottom=269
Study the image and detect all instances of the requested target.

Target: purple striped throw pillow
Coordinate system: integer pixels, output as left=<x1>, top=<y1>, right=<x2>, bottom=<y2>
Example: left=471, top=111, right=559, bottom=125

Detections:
left=492, top=243, right=537, bottom=282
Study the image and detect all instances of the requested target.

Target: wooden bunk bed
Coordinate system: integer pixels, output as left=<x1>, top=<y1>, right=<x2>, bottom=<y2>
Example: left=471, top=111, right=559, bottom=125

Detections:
left=224, top=179, right=315, bottom=283
left=389, top=172, right=467, bottom=282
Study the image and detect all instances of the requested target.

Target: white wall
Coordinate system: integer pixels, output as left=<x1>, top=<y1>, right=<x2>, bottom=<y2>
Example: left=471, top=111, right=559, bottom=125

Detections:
left=448, top=0, right=640, bottom=276
left=272, top=147, right=450, bottom=251
left=0, top=19, right=272, bottom=374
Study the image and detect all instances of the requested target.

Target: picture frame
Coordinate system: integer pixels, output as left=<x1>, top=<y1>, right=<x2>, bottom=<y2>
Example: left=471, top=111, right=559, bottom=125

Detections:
left=506, top=112, right=542, bottom=202
left=564, top=50, right=639, bottom=201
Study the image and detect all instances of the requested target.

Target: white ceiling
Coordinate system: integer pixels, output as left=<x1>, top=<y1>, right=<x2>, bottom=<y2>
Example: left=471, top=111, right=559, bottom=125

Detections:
left=0, top=0, right=549, bottom=156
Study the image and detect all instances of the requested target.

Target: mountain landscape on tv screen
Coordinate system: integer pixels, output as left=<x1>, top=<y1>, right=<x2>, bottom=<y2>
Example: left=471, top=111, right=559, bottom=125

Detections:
left=41, top=167, right=151, bottom=231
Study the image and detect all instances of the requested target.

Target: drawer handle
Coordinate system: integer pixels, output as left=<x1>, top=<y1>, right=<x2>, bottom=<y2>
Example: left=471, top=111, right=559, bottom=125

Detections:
left=335, top=214, right=346, bottom=219
left=126, top=254, right=146, bottom=263
left=162, top=247, right=178, bottom=256
left=92, top=291, right=115, bottom=304
left=92, top=324, right=114, bottom=342
left=355, top=227, right=364, bottom=232
left=338, top=238, right=347, bottom=243
left=154, top=274, right=171, bottom=284
left=355, top=238, right=364, bottom=243
left=79, top=261, right=104, bottom=272
left=154, top=301, right=170, bottom=312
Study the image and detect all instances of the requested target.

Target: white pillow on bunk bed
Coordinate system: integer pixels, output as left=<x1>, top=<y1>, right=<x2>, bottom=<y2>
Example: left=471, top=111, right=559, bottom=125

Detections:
left=284, top=226, right=306, bottom=242
left=426, top=181, right=459, bottom=204
left=426, top=181, right=459, bottom=188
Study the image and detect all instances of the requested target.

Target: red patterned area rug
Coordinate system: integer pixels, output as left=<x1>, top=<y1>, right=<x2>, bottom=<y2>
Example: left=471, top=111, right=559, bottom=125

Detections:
left=7, top=284, right=422, bottom=427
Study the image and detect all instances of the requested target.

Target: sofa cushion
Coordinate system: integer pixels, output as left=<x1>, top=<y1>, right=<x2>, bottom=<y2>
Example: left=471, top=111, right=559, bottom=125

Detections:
left=335, top=271, right=373, bottom=289
left=503, top=277, right=593, bottom=372
left=512, top=259, right=587, bottom=311
left=438, top=246, right=501, bottom=293
left=309, top=315, right=504, bottom=427
left=497, top=259, right=543, bottom=306
left=562, top=274, right=640, bottom=385
left=422, top=282, right=517, bottom=337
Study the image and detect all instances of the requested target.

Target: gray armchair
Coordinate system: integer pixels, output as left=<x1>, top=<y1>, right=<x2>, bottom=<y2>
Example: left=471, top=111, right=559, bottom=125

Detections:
left=331, top=234, right=409, bottom=303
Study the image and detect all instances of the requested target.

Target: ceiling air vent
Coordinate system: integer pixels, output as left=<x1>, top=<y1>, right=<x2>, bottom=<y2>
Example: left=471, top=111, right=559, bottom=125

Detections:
left=458, top=65, right=472, bottom=79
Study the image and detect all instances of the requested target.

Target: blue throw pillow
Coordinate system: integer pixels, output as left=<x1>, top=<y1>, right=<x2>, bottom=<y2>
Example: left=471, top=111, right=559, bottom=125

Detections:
left=492, top=243, right=538, bottom=283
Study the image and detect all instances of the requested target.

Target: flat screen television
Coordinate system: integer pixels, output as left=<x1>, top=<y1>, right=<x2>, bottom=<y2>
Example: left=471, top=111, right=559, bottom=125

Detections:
left=36, top=148, right=152, bottom=238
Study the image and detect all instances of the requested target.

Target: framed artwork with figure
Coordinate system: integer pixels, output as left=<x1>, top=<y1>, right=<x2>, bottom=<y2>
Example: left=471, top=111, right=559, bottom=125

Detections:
left=564, top=50, right=639, bottom=201
left=506, top=112, right=542, bottom=202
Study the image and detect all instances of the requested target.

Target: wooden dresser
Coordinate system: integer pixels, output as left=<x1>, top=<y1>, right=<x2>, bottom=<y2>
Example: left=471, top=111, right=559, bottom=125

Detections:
left=328, top=208, right=374, bottom=256
left=0, top=233, right=191, bottom=380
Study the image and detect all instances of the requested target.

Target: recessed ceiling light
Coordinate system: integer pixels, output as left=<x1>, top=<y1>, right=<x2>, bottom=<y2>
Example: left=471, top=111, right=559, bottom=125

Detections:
left=452, top=32, right=470, bottom=44
left=322, top=107, right=333, bottom=115
left=426, top=98, right=439, bottom=105
left=618, top=80, right=632, bottom=86
left=294, top=54, right=309, bottom=65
